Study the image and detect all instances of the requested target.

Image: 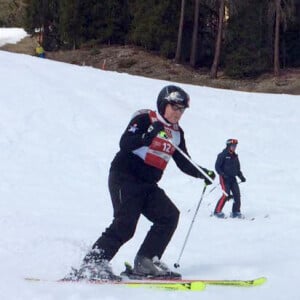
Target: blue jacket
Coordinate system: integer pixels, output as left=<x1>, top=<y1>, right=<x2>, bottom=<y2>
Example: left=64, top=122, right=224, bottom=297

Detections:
left=215, top=148, right=244, bottom=179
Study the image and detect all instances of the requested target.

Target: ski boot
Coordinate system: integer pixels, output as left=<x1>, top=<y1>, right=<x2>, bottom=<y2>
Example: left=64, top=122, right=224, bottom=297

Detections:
left=230, top=212, right=245, bottom=219
left=63, top=250, right=121, bottom=282
left=121, top=255, right=181, bottom=280
left=213, top=212, right=226, bottom=218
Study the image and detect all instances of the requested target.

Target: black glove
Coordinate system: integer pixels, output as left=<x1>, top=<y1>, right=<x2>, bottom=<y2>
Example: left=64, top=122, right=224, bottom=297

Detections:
left=201, top=168, right=216, bottom=185
left=239, top=175, right=246, bottom=182
left=226, top=194, right=233, bottom=201
left=142, top=121, right=165, bottom=146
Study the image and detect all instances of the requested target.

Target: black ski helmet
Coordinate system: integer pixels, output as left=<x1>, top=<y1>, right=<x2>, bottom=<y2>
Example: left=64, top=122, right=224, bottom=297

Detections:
left=226, top=138, right=238, bottom=146
left=157, top=85, right=190, bottom=116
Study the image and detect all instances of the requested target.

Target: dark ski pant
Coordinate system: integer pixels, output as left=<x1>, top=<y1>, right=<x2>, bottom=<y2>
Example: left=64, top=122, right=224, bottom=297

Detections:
left=91, top=171, right=180, bottom=261
left=214, top=176, right=241, bottom=213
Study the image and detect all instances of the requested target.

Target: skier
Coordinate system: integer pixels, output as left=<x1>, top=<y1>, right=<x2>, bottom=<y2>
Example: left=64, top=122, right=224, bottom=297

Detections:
left=35, top=43, right=45, bottom=58
left=67, top=85, right=215, bottom=281
left=213, top=139, right=246, bottom=218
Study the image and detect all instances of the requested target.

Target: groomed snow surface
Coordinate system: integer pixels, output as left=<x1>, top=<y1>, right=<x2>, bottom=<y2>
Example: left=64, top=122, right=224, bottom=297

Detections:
left=1, top=28, right=300, bottom=300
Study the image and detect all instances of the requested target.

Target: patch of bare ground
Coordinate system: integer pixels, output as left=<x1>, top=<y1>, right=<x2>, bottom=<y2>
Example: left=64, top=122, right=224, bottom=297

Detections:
left=1, top=36, right=299, bottom=95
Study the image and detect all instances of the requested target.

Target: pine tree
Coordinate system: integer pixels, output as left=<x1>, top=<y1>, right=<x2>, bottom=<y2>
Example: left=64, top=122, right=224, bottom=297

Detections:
left=129, top=0, right=181, bottom=57
left=59, top=0, right=82, bottom=49
left=268, top=0, right=295, bottom=76
left=190, top=0, right=200, bottom=67
left=210, top=0, right=225, bottom=78
left=283, top=0, right=300, bottom=67
left=79, top=0, right=130, bottom=45
left=224, top=0, right=270, bottom=78
left=24, top=0, right=59, bottom=50
left=175, top=0, right=186, bottom=62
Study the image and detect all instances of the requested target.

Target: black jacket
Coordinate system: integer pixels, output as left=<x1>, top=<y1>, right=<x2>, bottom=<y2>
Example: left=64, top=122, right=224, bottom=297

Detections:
left=215, top=148, right=244, bottom=179
left=110, top=111, right=204, bottom=183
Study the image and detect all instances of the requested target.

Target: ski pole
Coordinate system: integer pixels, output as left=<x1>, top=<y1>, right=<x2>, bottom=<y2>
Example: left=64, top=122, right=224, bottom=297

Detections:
left=174, top=184, right=207, bottom=269
left=205, top=184, right=218, bottom=197
left=203, top=184, right=219, bottom=206
left=165, top=137, right=228, bottom=197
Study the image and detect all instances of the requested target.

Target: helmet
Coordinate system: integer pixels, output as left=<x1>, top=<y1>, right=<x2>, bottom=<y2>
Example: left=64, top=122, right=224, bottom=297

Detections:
left=226, top=139, right=238, bottom=146
left=157, top=85, right=190, bottom=116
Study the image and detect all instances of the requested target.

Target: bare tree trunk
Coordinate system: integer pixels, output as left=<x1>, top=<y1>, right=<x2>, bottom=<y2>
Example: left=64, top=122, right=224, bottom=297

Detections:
left=190, top=0, right=200, bottom=67
left=210, top=0, right=225, bottom=79
left=175, top=0, right=186, bottom=63
left=274, top=0, right=281, bottom=77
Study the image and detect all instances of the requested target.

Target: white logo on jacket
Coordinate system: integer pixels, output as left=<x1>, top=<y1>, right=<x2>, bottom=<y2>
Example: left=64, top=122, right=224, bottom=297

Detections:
left=128, top=124, right=138, bottom=133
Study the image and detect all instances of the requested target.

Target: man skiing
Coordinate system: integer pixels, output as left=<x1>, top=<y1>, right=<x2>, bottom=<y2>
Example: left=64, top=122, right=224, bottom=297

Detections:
left=213, top=139, right=246, bottom=218
left=67, top=85, right=215, bottom=281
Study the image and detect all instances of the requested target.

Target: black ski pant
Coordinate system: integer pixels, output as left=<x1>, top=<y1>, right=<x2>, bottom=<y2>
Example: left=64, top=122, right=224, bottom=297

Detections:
left=214, top=176, right=241, bottom=213
left=91, top=171, right=180, bottom=261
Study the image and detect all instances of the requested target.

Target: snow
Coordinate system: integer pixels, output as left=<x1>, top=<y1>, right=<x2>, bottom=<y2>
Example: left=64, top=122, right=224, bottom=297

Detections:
left=1, top=28, right=300, bottom=300
left=0, top=28, right=27, bottom=46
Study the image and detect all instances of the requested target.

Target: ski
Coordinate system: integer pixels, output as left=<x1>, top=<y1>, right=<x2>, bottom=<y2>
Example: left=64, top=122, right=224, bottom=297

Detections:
left=120, top=262, right=266, bottom=288
left=210, top=213, right=255, bottom=221
left=24, top=276, right=266, bottom=291
left=210, top=212, right=270, bottom=221
left=121, top=276, right=267, bottom=288
left=200, top=276, right=267, bottom=287
left=122, top=279, right=206, bottom=291
left=24, top=277, right=206, bottom=291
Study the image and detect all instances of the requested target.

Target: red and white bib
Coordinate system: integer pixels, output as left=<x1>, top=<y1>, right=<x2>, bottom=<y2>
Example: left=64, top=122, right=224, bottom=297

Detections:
left=133, top=110, right=181, bottom=170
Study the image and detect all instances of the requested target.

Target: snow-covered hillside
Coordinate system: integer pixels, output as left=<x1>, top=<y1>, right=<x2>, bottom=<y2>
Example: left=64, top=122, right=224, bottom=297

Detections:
left=0, top=29, right=300, bottom=300
left=0, top=28, right=27, bottom=46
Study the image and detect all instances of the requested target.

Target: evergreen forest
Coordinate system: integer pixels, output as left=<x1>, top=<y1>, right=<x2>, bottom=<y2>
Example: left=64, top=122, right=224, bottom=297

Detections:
left=1, top=0, right=300, bottom=78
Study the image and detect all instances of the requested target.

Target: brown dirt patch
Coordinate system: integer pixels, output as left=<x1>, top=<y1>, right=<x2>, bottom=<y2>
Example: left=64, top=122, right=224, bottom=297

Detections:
left=1, top=36, right=299, bottom=95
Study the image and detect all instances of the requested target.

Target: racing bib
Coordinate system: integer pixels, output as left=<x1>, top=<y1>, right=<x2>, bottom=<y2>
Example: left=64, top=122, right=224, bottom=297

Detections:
left=144, top=111, right=179, bottom=170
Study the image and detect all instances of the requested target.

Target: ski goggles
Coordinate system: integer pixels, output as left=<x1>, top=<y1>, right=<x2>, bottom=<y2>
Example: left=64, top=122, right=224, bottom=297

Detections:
left=170, top=104, right=186, bottom=113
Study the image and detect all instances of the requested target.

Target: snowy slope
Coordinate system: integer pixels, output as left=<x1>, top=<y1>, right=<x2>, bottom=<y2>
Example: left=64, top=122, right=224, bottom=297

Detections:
left=0, top=28, right=27, bottom=46
left=0, top=35, right=300, bottom=299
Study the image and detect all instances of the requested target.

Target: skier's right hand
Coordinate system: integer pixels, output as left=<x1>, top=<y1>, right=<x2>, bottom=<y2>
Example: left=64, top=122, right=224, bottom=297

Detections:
left=142, top=121, right=165, bottom=146
left=201, top=168, right=215, bottom=185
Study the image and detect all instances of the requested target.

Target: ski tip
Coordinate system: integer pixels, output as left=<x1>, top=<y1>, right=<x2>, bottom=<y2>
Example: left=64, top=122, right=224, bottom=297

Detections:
left=254, top=277, right=267, bottom=286
left=203, top=276, right=267, bottom=287
left=24, top=277, right=42, bottom=282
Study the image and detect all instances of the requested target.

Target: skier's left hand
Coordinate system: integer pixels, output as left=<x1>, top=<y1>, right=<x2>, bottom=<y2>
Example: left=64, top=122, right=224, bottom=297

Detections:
left=239, top=175, right=246, bottom=182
